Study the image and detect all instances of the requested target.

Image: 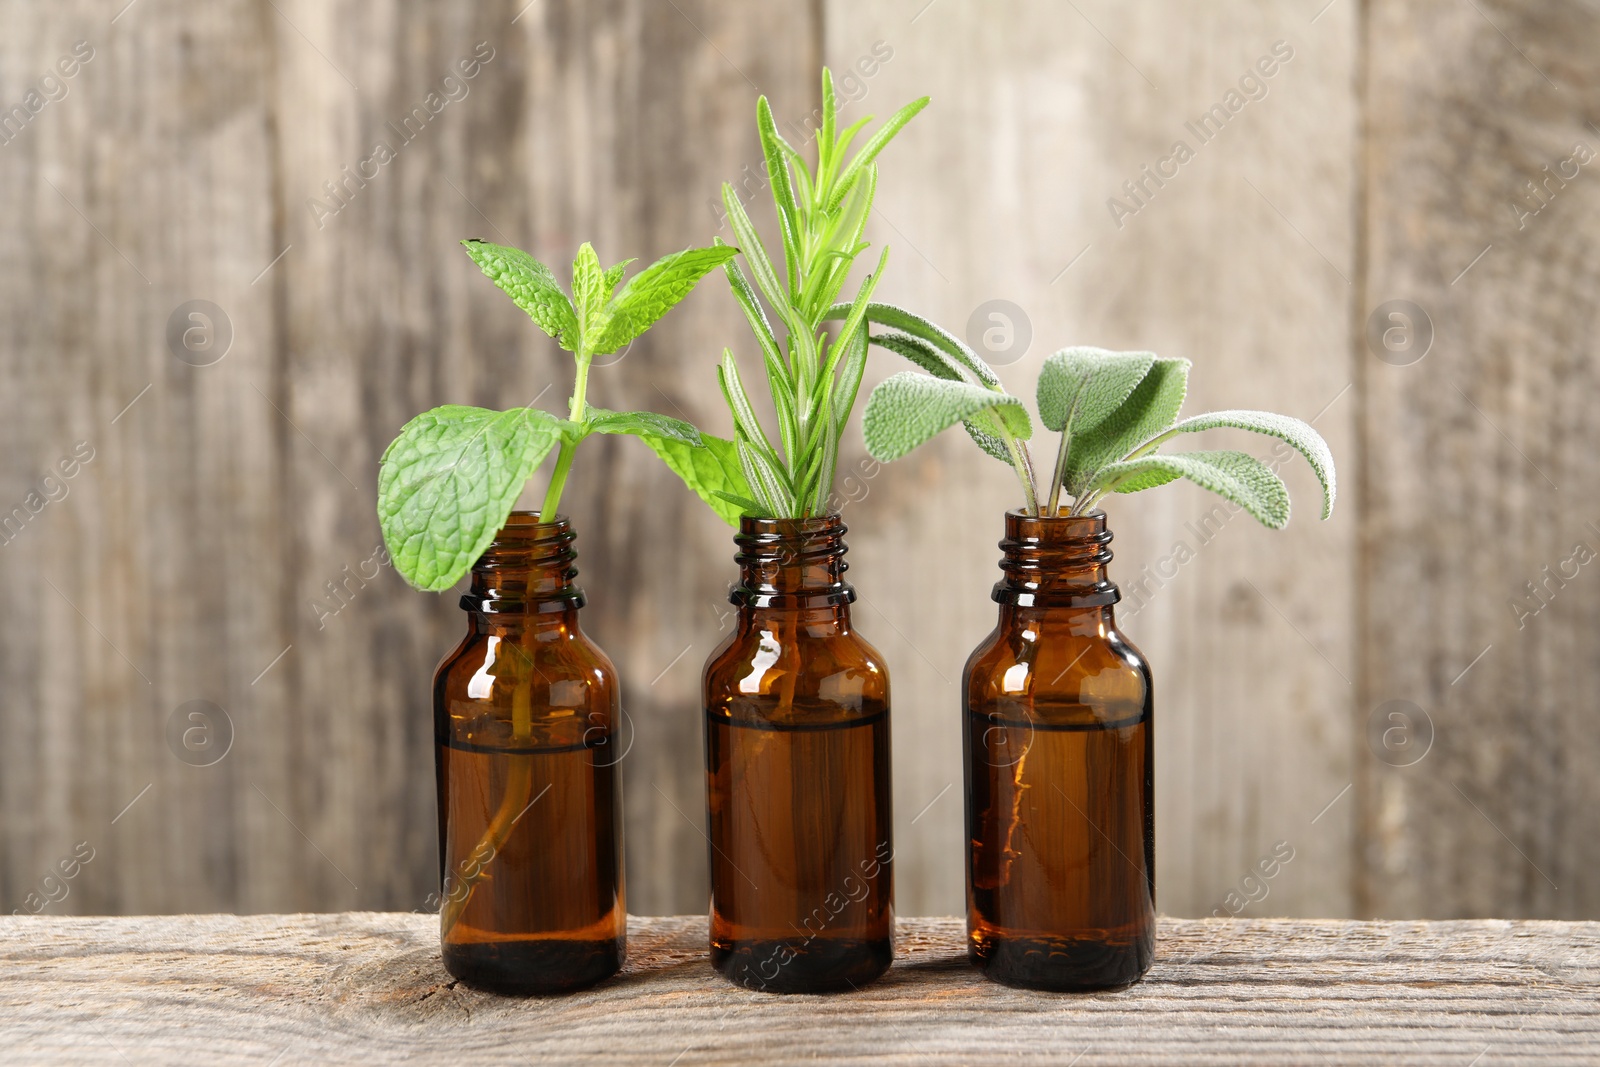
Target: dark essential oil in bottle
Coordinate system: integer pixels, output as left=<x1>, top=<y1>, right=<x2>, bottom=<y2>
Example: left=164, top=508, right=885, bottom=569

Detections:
left=703, top=514, right=894, bottom=993
left=433, top=513, right=625, bottom=993
left=964, top=509, right=1155, bottom=990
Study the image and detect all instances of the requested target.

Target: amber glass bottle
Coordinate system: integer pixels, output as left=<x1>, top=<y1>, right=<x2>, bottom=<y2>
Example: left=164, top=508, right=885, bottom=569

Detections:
left=964, top=509, right=1154, bottom=990
left=432, top=512, right=624, bottom=994
left=702, top=514, right=893, bottom=993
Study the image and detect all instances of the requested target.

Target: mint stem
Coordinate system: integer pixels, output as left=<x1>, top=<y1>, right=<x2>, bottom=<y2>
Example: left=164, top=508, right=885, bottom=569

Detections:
left=539, top=442, right=576, bottom=520
left=539, top=348, right=592, bottom=520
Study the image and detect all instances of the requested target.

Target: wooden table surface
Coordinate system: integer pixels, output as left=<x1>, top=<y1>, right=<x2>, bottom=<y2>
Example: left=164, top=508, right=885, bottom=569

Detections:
left=1, top=914, right=1596, bottom=1065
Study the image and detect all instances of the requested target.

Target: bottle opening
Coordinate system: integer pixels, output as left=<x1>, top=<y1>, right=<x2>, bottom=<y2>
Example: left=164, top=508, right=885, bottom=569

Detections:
left=731, top=512, right=854, bottom=609
left=461, top=511, right=585, bottom=614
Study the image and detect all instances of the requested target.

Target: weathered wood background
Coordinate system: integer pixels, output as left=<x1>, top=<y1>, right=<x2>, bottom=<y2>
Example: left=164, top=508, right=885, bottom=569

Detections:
left=0, top=0, right=1593, bottom=920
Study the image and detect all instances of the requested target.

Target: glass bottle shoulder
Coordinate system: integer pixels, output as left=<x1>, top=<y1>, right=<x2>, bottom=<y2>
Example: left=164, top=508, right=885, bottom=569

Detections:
left=704, top=609, right=888, bottom=728
left=964, top=609, right=1149, bottom=727
left=435, top=621, right=620, bottom=749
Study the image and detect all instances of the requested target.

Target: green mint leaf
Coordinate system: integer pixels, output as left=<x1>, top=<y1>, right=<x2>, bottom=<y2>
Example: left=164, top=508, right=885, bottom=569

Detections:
left=583, top=407, right=702, bottom=445
left=377, top=405, right=561, bottom=592
left=593, top=245, right=739, bottom=355
left=1064, top=357, right=1191, bottom=495
left=827, top=96, right=930, bottom=212
left=1088, top=449, right=1291, bottom=529
left=636, top=429, right=754, bottom=526
left=1037, top=347, right=1157, bottom=435
left=863, top=372, right=1031, bottom=462
left=601, top=258, right=636, bottom=295
left=460, top=240, right=579, bottom=349
left=571, top=242, right=609, bottom=343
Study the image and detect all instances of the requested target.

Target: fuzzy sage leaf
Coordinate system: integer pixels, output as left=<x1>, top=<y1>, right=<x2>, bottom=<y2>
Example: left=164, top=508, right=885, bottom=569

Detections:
left=1063, top=357, right=1191, bottom=496
left=1037, top=348, right=1156, bottom=435
left=1087, top=449, right=1292, bottom=529
left=862, top=372, right=1031, bottom=462
left=1133, top=409, right=1336, bottom=519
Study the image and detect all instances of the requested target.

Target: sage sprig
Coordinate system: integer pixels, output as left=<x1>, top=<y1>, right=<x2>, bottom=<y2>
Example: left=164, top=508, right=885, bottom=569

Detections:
left=704, top=69, right=929, bottom=518
left=860, top=340, right=1335, bottom=527
left=376, top=238, right=736, bottom=591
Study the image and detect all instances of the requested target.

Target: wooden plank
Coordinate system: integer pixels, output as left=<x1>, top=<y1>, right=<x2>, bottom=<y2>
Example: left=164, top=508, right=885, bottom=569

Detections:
left=1358, top=1, right=1600, bottom=916
left=0, top=0, right=819, bottom=918
left=0, top=0, right=285, bottom=914
left=503, top=0, right=820, bottom=917
left=1, top=914, right=1595, bottom=1064
left=4, top=0, right=1594, bottom=929
left=825, top=1, right=1359, bottom=917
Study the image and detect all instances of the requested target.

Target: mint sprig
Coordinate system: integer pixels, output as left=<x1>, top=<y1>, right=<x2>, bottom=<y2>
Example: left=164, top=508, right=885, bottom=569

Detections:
left=858, top=339, right=1335, bottom=528
left=376, top=238, right=743, bottom=591
left=378, top=406, right=563, bottom=592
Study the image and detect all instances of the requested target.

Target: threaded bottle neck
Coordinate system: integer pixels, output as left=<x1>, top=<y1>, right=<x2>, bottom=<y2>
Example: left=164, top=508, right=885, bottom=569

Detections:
left=992, top=509, right=1120, bottom=608
left=460, top=512, right=585, bottom=615
left=730, top=513, right=854, bottom=610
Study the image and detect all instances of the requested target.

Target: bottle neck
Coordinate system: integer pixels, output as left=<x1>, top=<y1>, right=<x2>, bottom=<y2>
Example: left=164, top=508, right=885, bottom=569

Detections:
left=730, top=514, right=854, bottom=612
left=992, top=509, right=1121, bottom=611
left=460, top=512, right=585, bottom=626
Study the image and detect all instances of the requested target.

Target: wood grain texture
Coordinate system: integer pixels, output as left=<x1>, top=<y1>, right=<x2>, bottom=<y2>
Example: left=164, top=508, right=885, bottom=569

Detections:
left=825, top=0, right=1359, bottom=917
left=0, top=0, right=815, bottom=918
left=0, top=0, right=1596, bottom=926
left=1, top=914, right=1596, bottom=1065
left=1357, top=0, right=1600, bottom=917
